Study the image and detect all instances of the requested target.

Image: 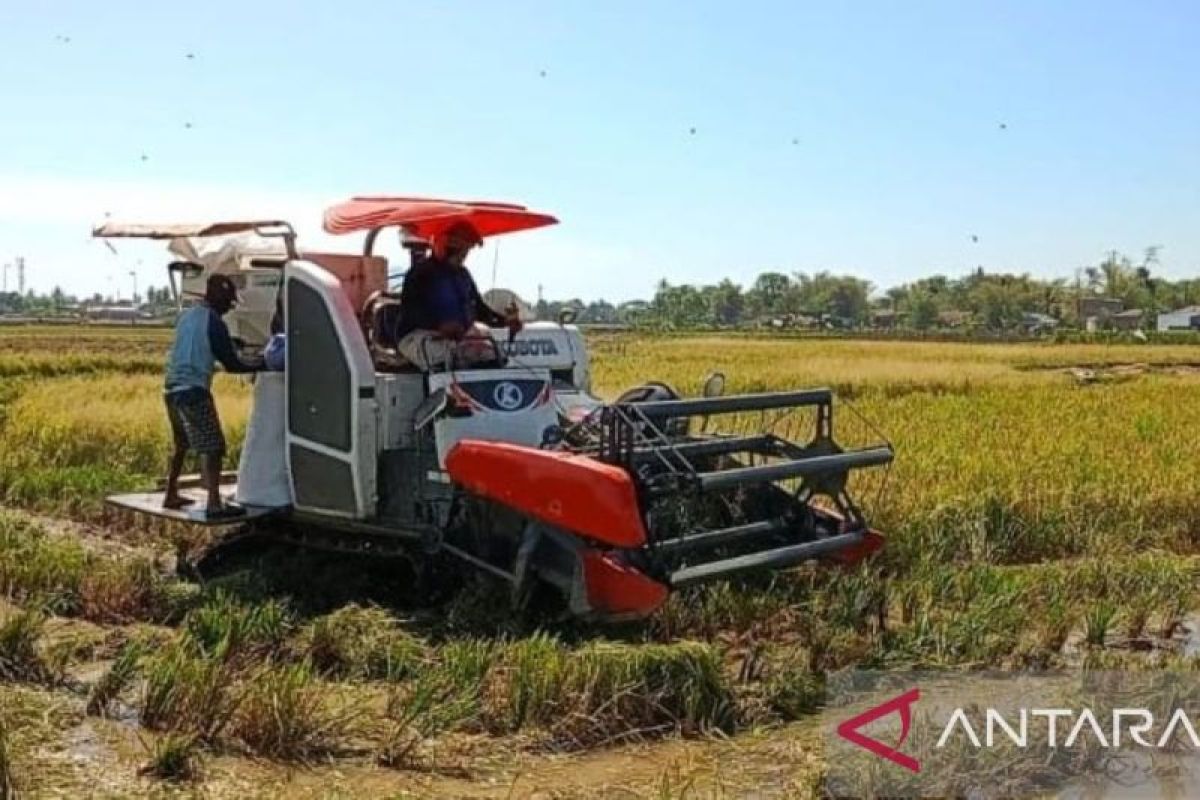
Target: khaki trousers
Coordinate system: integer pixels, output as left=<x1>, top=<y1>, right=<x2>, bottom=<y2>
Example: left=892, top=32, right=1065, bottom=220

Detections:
left=397, top=325, right=498, bottom=370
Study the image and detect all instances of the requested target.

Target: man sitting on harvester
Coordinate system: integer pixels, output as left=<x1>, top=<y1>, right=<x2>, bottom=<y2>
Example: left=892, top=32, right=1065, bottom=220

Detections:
left=162, top=274, right=262, bottom=516
left=396, top=222, right=522, bottom=369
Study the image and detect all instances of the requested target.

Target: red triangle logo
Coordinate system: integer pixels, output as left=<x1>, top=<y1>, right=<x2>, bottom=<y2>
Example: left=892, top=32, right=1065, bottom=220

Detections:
left=836, top=687, right=921, bottom=773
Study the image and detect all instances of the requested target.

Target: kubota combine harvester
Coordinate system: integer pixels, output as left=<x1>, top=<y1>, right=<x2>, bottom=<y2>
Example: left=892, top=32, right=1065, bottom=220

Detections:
left=96, top=197, right=894, bottom=621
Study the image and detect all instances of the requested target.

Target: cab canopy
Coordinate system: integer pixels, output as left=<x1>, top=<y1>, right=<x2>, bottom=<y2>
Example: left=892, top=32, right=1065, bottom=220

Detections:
left=323, top=197, right=558, bottom=241
left=92, top=220, right=293, bottom=240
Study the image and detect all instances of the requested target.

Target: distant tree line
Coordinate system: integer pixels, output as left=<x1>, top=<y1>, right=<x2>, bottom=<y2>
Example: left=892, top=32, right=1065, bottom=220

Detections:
left=0, top=285, right=175, bottom=315
left=538, top=248, right=1200, bottom=331
left=6, top=248, right=1198, bottom=332
left=882, top=248, right=1200, bottom=331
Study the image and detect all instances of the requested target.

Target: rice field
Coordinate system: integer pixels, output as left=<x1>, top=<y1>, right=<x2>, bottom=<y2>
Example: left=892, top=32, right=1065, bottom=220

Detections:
left=1, top=324, right=1199, bottom=797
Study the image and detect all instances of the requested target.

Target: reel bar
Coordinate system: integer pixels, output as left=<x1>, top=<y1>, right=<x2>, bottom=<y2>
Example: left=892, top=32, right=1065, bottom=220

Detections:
left=669, top=530, right=865, bottom=588
left=627, top=434, right=777, bottom=464
left=694, top=446, right=894, bottom=492
left=624, top=389, right=833, bottom=418
left=653, top=517, right=791, bottom=554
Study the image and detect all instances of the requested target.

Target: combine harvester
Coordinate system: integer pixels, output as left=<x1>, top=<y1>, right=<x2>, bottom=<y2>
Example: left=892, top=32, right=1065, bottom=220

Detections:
left=95, top=198, right=894, bottom=621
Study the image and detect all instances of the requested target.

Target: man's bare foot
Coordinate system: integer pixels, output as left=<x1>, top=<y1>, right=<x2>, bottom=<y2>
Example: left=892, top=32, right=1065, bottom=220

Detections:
left=162, top=495, right=195, bottom=510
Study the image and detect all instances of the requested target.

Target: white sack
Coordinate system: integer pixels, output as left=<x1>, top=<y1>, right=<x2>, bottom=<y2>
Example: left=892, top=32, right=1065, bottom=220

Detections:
left=235, top=372, right=292, bottom=507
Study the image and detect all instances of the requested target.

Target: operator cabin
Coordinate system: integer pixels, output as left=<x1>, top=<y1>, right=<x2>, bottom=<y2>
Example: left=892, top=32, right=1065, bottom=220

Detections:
left=246, top=203, right=596, bottom=522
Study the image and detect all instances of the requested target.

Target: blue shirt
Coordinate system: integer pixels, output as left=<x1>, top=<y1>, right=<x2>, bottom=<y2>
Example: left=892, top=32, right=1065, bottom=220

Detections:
left=397, top=258, right=507, bottom=338
left=425, top=268, right=475, bottom=331
left=164, top=305, right=255, bottom=393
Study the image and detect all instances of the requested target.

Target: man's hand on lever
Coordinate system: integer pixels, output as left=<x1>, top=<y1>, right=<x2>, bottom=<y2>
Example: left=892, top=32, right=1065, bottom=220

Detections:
left=504, top=301, right=523, bottom=343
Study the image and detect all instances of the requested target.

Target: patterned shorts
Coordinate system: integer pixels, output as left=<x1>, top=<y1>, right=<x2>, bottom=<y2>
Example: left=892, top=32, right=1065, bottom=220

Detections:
left=165, top=389, right=226, bottom=454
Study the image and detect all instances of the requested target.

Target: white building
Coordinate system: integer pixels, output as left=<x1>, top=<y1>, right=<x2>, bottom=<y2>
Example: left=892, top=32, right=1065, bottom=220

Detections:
left=1157, top=306, right=1200, bottom=332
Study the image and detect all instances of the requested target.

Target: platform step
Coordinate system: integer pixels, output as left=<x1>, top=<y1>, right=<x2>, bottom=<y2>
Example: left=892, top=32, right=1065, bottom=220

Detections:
left=106, top=489, right=282, bottom=527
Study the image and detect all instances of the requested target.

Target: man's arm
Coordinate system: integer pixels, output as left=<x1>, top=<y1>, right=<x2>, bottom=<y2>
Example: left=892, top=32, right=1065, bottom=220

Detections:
left=207, top=311, right=259, bottom=373
left=468, top=278, right=508, bottom=328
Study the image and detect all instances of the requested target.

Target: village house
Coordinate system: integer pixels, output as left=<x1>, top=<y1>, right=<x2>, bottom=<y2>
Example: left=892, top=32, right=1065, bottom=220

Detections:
left=1109, top=308, right=1146, bottom=331
left=1157, top=305, right=1200, bottom=332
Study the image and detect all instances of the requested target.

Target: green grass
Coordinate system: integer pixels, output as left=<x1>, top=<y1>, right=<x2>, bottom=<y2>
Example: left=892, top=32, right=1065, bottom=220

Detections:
left=138, top=730, right=203, bottom=782
left=0, top=512, right=185, bottom=623
left=0, top=514, right=88, bottom=611
left=182, top=591, right=293, bottom=661
left=86, top=639, right=147, bottom=717
left=0, top=610, right=51, bottom=684
left=380, top=673, right=481, bottom=767
left=762, top=645, right=824, bottom=719
left=0, top=717, right=13, bottom=800
left=138, top=639, right=241, bottom=741
left=231, top=661, right=360, bottom=761
left=1083, top=601, right=1119, bottom=647
left=479, top=634, right=734, bottom=746
left=298, top=604, right=425, bottom=681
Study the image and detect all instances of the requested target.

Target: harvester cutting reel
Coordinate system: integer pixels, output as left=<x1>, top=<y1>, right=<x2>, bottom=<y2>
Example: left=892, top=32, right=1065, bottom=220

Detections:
left=480, top=382, right=895, bottom=620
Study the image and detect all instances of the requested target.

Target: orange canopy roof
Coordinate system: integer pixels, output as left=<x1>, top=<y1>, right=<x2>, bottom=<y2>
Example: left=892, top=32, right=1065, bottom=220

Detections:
left=323, top=196, right=558, bottom=241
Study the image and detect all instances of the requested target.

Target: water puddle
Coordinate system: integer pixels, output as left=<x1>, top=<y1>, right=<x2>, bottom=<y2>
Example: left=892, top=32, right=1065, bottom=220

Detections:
left=63, top=723, right=107, bottom=764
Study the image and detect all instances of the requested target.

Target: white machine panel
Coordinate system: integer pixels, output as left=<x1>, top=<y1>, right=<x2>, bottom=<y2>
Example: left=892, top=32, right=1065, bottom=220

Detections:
left=427, top=368, right=559, bottom=467
left=284, top=261, right=378, bottom=519
left=376, top=373, right=426, bottom=450
left=485, top=322, right=591, bottom=392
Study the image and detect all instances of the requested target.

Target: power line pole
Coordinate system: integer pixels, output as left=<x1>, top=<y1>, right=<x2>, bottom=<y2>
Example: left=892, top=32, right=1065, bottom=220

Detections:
left=16, top=257, right=25, bottom=295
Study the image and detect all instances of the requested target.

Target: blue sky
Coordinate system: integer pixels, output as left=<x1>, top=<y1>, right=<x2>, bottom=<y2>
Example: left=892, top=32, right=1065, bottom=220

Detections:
left=0, top=1, right=1196, bottom=302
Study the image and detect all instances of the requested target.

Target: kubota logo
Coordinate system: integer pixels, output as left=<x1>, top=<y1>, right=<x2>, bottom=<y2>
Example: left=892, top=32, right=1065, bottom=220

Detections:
left=836, top=687, right=921, bottom=773
left=501, top=338, right=559, bottom=357
left=492, top=381, right=524, bottom=411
